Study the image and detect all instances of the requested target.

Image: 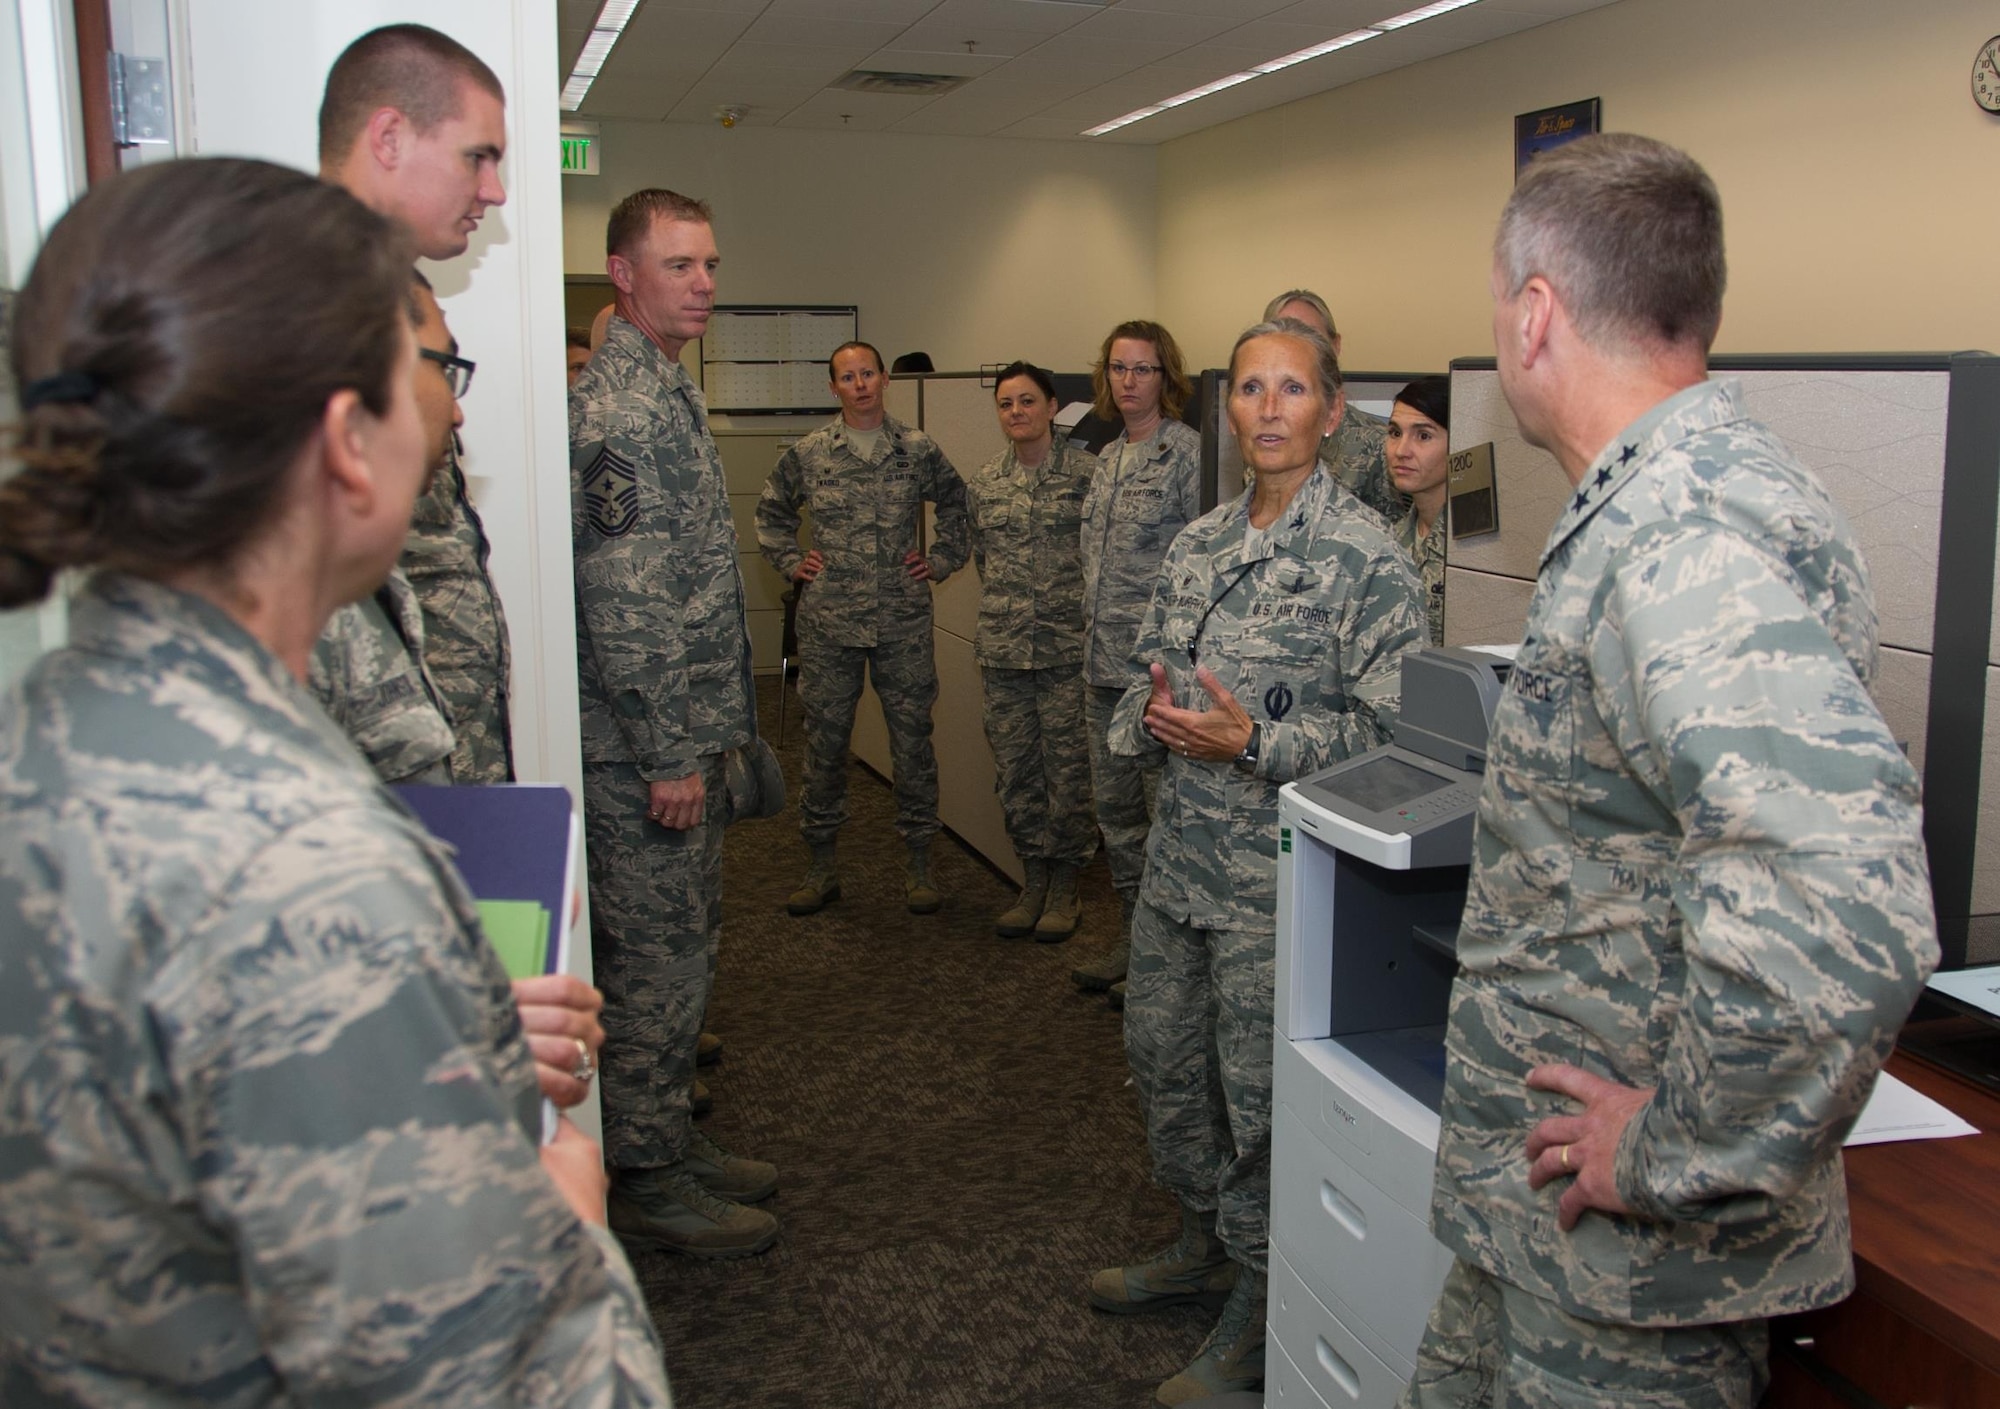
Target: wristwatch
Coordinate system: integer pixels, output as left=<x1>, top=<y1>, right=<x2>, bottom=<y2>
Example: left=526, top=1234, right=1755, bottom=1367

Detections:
left=1233, top=722, right=1262, bottom=774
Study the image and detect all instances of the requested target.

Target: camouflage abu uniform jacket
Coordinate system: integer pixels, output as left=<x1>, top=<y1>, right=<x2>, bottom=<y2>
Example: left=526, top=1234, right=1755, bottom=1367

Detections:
left=1320, top=403, right=1405, bottom=524
left=1431, top=379, right=1939, bottom=1327
left=1082, top=418, right=1201, bottom=689
left=402, top=437, right=513, bottom=782
left=1110, top=463, right=1424, bottom=930
left=0, top=574, right=670, bottom=1405
left=755, top=413, right=970, bottom=646
left=308, top=563, right=456, bottom=784
left=571, top=315, right=752, bottom=780
left=965, top=434, right=1098, bottom=669
left=1394, top=503, right=1446, bottom=647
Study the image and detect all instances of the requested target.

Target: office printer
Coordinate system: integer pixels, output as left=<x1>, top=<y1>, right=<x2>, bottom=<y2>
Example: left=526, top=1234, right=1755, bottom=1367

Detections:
left=1265, top=647, right=1509, bottom=1409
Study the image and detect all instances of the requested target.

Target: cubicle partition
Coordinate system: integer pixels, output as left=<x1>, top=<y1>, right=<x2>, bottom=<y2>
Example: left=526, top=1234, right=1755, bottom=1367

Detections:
left=1444, top=354, right=2000, bottom=967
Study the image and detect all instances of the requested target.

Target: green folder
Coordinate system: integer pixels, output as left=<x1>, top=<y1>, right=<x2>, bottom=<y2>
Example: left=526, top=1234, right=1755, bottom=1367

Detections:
left=477, top=898, right=551, bottom=982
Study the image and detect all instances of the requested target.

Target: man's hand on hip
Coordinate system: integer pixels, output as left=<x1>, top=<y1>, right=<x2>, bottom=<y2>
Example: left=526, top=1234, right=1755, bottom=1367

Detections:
left=1524, top=1063, right=1654, bottom=1230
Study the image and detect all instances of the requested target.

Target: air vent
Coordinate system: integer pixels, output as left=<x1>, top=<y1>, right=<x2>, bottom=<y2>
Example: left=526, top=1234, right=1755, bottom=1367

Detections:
left=832, top=70, right=969, bottom=97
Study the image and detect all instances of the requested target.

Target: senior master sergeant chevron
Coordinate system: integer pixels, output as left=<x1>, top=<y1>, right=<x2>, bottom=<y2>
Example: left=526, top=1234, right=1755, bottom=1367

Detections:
left=571, top=187, right=781, bottom=1260
left=1403, top=134, right=1940, bottom=1409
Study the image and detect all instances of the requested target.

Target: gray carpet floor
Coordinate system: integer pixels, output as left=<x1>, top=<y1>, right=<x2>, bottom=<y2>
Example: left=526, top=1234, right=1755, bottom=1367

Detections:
left=623, top=681, right=1215, bottom=1408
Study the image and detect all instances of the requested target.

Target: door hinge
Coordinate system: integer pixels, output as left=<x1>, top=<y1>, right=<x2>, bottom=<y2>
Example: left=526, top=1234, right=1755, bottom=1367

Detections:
left=108, top=53, right=170, bottom=147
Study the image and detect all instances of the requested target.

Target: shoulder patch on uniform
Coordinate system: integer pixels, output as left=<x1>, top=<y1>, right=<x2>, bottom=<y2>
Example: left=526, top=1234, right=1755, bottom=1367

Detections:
left=583, top=446, right=640, bottom=538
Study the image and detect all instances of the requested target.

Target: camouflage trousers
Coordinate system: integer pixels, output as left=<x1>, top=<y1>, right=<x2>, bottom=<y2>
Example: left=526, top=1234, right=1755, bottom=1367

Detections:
left=798, top=629, right=938, bottom=850
left=1125, top=898, right=1274, bottom=1270
left=1085, top=684, right=1159, bottom=900
left=982, top=663, right=1095, bottom=864
left=583, top=755, right=724, bottom=1170
left=1401, top=1259, right=1769, bottom=1409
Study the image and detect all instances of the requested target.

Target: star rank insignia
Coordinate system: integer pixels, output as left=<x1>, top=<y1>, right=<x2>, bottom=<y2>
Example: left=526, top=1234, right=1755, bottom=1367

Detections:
left=584, top=446, right=641, bottom=538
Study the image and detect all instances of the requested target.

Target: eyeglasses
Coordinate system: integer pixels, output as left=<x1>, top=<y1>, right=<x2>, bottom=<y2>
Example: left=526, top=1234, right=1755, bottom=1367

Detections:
left=421, top=347, right=476, bottom=399
left=1107, top=361, right=1162, bottom=380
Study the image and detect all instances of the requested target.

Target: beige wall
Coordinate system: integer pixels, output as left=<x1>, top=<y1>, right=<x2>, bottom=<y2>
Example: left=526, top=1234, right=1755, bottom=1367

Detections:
left=562, top=122, right=1158, bottom=373
left=1157, top=0, right=2000, bottom=373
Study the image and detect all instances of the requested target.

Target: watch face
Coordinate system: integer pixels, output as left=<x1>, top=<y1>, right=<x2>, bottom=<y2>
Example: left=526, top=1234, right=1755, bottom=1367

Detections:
left=1976, top=36, right=2000, bottom=113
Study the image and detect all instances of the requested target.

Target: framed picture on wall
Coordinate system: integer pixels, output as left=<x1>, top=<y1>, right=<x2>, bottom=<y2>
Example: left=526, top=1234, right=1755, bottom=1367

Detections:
left=1514, top=98, right=1601, bottom=180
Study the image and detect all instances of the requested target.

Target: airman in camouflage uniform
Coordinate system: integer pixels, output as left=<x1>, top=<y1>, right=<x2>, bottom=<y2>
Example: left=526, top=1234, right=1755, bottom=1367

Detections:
left=1411, top=376, right=1939, bottom=1408
left=309, top=565, right=456, bottom=784
left=0, top=573, right=670, bottom=1404
left=1394, top=503, right=1446, bottom=646
left=572, top=304, right=779, bottom=1257
left=1261, top=291, right=1405, bottom=523
left=1320, top=404, right=1405, bottom=523
left=966, top=422, right=1100, bottom=939
left=1081, top=417, right=1201, bottom=922
left=755, top=379, right=970, bottom=912
left=1405, top=135, right=1939, bottom=1409
left=1108, top=459, right=1421, bottom=1280
left=402, top=442, right=514, bottom=782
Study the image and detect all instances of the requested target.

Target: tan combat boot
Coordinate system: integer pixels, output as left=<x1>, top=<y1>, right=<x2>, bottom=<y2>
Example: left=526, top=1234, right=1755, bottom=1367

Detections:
left=1088, top=1205, right=1236, bottom=1314
left=696, top=1030, right=723, bottom=1066
left=685, top=1128, right=778, bottom=1204
left=608, top=1164, right=779, bottom=1260
left=995, top=858, right=1050, bottom=937
left=786, top=844, right=840, bottom=916
left=905, top=845, right=943, bottom=914
left=1072, top=939, right=1129, bottom=990
left=1033, top=861, right=1082, bottom=942
left=1156, top=1267, right=1266, bottom=1405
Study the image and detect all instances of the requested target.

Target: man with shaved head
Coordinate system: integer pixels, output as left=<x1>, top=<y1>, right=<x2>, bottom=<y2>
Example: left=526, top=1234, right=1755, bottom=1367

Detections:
left=320, top=23, right=515, bottom=786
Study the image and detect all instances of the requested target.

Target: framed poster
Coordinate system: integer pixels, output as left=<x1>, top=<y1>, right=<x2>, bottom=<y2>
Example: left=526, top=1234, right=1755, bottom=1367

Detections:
left=1514, top=98, right=1601, bottom=180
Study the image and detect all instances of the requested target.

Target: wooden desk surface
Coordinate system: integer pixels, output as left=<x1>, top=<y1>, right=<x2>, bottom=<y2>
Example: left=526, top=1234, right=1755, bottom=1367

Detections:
left=1843, top=1051, right=2000, bottom=1376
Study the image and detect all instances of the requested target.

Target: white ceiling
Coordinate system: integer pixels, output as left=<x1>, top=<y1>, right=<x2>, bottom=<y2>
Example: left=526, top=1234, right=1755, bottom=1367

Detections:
left=560, top=0, right=1622, bottom=145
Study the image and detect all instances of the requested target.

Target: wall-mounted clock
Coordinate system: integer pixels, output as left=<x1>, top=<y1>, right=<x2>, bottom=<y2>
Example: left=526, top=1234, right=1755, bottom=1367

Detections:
left=1975, top=35, right=2000, bottom=112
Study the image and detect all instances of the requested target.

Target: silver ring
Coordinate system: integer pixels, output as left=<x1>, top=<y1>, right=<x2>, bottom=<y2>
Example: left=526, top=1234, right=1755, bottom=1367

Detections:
left=571, top=1037, right=596, bottom=1086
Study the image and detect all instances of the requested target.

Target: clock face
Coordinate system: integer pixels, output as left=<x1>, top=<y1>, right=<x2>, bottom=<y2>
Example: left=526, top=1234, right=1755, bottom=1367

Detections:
left=1976, top=36, right=2000, bottom=112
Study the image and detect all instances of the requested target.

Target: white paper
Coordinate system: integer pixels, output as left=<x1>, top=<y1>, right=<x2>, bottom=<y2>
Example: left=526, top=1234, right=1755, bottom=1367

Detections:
left=1843, top=1070, right=1980, bottom=1147
left=1926, top=964, right=2000, bottom=1021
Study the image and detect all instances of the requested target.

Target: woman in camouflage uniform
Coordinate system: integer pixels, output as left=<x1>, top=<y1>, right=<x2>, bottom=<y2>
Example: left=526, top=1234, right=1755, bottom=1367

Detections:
left=966, top=361, right=1100, bottom=941
left=1386, top=375, right=1451, bottom=645
left=1091, top=319, right=1424, bottom=1405
left=0, top=159, right=667, bottom=1403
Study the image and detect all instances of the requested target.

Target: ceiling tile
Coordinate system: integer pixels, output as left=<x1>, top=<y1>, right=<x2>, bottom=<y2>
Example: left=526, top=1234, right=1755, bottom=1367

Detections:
left=776, top=87, right=940, bottom=130
left=887, top=19, right=1054, bottom=57
left=854, top=47, right=1014, bottom=76
left=920, top=0, right=1107, bottom=36
left=1265, top=0, right=1403, bottom=26
left=742, top=13, right=912, bottom=47
left=1111, top=0, right=1294, bottom=16
left=998, top=113, right=1100, bottom=140
left=762, top=0, right=940, bottom=19
left=712, top=39, right=872, bottom=74
left=1057, top=5, right=1239, bottom=45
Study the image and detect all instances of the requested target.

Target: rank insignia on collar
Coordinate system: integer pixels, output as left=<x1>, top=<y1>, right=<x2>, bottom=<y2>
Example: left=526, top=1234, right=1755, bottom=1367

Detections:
left=1619, top=443, right=1637, bottom=465
left=584, top=445, right=641, bottom=539
left=1572, top=489, right=1589, bottom=514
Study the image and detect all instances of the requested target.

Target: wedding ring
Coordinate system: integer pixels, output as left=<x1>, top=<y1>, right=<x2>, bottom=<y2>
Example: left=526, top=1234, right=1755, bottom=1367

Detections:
left=570, top=1037, right=596, bottom=1086
left=1560, top=1144, right=1572, bottom=1171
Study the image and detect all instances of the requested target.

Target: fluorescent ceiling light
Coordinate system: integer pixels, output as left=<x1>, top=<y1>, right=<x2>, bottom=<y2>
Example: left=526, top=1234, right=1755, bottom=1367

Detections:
left=1252, top=30, right=1380, bottom=75
left=562, top=0, right=644, bottom=112
left=1082, top=0, right=1485, bottom=136
left=1376, top=0, right=1484, bottom=28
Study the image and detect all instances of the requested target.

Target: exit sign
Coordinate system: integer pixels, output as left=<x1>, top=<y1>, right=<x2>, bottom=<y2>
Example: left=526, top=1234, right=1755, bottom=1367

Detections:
left=560, top=121, right=600, bottom=176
